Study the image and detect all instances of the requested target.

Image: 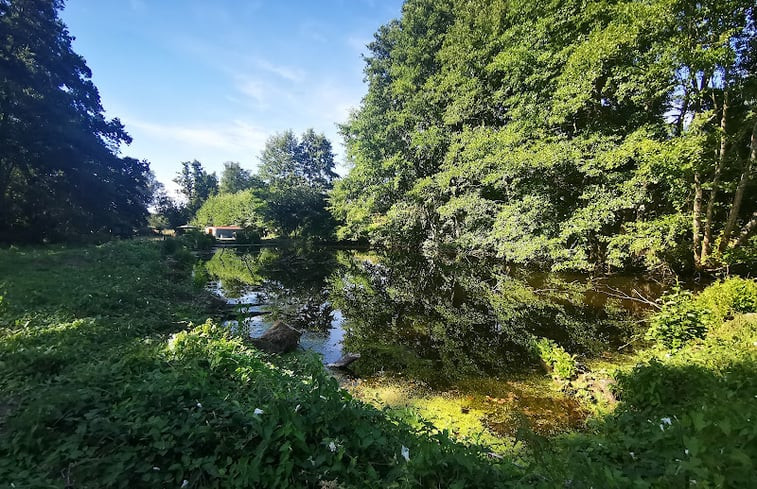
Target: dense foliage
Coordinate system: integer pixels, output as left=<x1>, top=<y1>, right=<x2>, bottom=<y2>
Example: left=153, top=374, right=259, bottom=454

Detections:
left=192, top=190, right=266, bottom=230
left=258, top=130, right=338, bottom=238
left=646, top=277, right=757, bottom=349
left=333, top=0, right=757, bottom=273
left=0, top=0, right=153, bottom=242
left=536, top=313, right=757, bottom=488
left=219, top=161, right=262, bottom=195
left=173, top=160, right=220, bottom=219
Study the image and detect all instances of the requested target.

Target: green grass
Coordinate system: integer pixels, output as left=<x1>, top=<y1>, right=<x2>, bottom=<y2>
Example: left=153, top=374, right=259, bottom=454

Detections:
left=0, top=240, right=754, bottom=488
left=0, top=241, right=518, bottom=488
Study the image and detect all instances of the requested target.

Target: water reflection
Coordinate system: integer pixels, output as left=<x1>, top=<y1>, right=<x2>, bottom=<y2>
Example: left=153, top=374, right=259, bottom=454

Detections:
left=202, top=247, right=662, bottom=384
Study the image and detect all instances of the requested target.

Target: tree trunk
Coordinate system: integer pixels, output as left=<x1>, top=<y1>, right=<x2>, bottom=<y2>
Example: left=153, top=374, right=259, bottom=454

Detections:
left=692, top=171, right=704, bottom=268
left=702, top=88, right=728, bottom=263
left=720, top=120, right=756, bottom=253
left=735, top=211, right=757, bottom=248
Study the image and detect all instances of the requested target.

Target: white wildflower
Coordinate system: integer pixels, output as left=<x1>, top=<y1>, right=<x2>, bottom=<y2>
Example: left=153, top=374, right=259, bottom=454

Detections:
left=254, top=408, right=264, bottom=415
left=661, top=417, right=672, bottom=425
left=629, top=452, right=635, bottom=459
left=329, top=441, right=337, bottom=452
left=196, top=402, right=202, bottom=409
left=401, top=445, right=410, bottom=462
left=181, top=480, right=189, bottom=488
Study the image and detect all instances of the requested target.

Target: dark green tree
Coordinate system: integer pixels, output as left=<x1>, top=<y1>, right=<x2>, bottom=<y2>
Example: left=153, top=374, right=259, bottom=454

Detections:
left=219, top=161, right=261, bottom=194
left=0, top=0, right=152, bottom=242
left=173, top=160, right=218, bottom=218
left=257, top=130, right=337, bottom=238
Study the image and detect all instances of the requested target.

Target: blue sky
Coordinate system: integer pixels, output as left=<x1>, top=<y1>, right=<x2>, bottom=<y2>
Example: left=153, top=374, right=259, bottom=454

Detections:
left=61, top=0, right=403, bottom=192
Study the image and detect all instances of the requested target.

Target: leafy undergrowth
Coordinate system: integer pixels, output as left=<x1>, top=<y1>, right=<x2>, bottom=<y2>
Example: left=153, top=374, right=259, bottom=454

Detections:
left=533, top=313, right=757, bottom=488
left=0, top=241, right=755, bottom=488
left=0, top=241, right=520, bottom=488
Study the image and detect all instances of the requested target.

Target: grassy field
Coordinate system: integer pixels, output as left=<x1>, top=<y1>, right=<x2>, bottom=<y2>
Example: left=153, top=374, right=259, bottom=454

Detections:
left=0, top=239, right=754, bottom=488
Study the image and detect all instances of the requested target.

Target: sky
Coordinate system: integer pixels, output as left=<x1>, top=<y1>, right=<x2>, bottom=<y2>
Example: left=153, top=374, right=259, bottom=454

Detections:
left=61, top=0, right=404, bottom=193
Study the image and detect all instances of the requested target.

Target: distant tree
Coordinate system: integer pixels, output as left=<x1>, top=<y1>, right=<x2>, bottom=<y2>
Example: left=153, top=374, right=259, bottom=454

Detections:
left=258, top=130, right=337, bottom=238
left=173, top=160, right=218, bottom=217
left=193, top=190, right=266, bottom=229
left=0, top=0, right=152, bottom=242
left=219, top=161, right=261, bottom=194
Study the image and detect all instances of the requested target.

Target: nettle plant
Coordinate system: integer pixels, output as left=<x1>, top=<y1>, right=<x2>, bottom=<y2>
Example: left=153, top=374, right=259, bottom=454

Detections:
left=646, top=288, right=710, bottom=350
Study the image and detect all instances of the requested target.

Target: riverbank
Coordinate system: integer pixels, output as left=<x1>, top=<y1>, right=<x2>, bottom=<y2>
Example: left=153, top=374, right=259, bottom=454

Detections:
left=1, top=240, right=754, bottom=487
left=0, top=240, right=517, bottom=487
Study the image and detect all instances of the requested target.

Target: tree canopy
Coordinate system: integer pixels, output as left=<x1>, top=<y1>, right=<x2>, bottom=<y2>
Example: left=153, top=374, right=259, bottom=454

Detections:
left=0, top=0, right=153, bottom=242
left=173, top=160, right=218, bottom=219
left=219, top=161, right=261, bottom=194
left=332, top=0, right=757, bottom=273
left=258, top=130, right=338, bottom=238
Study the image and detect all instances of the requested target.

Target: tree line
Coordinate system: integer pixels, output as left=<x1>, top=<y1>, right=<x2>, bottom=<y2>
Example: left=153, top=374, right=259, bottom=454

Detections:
left=151, top=129, right=338, bottom=240
left=331, top=0, right=757, bottom=273
left=4, top=0, right=755, bottom=274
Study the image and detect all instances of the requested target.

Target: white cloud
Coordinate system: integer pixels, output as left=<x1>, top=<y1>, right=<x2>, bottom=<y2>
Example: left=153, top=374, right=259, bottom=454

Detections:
left=254, top=58, right=305, bottom=83
left=128, top=119, right=269, bottom=154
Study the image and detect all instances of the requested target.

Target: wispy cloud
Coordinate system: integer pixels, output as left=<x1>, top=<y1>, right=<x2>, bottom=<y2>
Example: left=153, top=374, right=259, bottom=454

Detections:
left=299, top=20, right=329, bottom=44
left=253, top=58, right=305, bottom=83
left=129, top=119, right=269, bottom=153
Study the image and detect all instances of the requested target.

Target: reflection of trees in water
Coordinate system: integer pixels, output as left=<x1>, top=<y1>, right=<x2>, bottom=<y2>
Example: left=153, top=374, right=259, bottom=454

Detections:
left=329, top=253, right=643, bottom=383
left=204, top=246, right=338, bottom=330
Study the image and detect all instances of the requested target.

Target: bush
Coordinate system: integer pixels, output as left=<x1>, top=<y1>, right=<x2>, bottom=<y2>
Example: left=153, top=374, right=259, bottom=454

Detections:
left=645, top=288, right=710, bottom=349
left=646, top=278, right=757, bottom=350
left=531, top=337, right=577, bottom=380
left=696, top=277, right=757, bottom=322
left=234, top=227, right=262, bottom=244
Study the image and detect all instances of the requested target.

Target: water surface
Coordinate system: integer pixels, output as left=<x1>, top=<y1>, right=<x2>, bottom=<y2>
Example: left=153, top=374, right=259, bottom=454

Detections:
left=202, top=245, right=666, bottom=384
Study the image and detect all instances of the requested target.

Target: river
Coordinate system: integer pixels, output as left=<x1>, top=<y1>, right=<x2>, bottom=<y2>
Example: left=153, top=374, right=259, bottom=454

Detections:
left=201, top=245, right=667, bottom=384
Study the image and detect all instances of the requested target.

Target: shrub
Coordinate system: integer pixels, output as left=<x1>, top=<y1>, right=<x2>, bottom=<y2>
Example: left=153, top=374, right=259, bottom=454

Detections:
left=646, top=278, right=757, bottom=350
left=645, top=288, right=710, bottom=349
left=192, top=261, right=210, bottom=289
left=531, top=337, right=577, bottom=380
left=234, top=227, right=262, bottom=244
left=180, top=229, right=216, bottom=251
left=695, top=277, right=757, bottom=322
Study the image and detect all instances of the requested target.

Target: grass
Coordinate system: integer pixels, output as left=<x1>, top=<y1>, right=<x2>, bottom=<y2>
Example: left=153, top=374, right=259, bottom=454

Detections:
left=0, top=239, right=754, bottom=488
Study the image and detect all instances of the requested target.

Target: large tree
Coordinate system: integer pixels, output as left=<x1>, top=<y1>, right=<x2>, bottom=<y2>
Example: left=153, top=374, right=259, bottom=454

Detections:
left=0, top=0, right=152, bottom=242
left=258, top=130, right=337, bottom=238
left=219, top=161, right=261, bottom=194
left=334, top=0, right=757, bottom=273
left=173, top=160, right=218, bottom=218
